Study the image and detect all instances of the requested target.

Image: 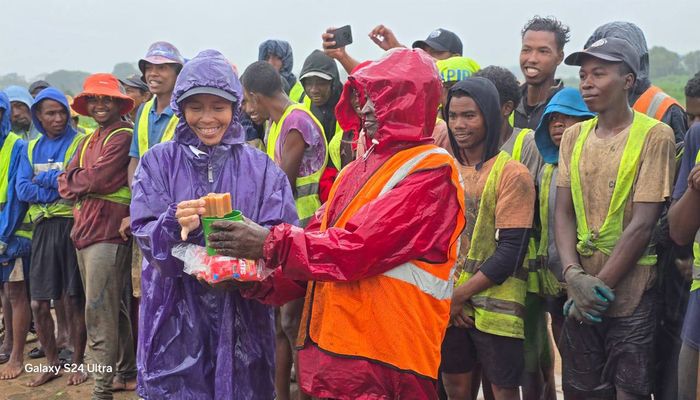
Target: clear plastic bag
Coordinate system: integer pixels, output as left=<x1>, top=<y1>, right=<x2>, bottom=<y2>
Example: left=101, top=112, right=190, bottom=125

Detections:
left=172, top=243, right=274, bottom=282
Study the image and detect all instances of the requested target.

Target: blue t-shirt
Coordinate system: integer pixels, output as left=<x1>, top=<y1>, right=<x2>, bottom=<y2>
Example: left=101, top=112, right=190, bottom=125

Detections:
left=128, top=98, right=176, bottom=158
left=675, top=124, right=700, bottom=349
left=673, top=124, right=700, bottom=201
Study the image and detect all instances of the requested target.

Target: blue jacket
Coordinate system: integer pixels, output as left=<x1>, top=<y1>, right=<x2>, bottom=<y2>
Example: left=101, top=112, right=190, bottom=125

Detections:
left=16, top=87, right=80, bottom=205
left=0, top=92, right=30, bottom=261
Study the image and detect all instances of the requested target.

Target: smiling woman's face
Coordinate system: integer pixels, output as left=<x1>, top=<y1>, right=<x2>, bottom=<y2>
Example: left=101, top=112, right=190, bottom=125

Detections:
left=182, top=93, right=233, bottom=146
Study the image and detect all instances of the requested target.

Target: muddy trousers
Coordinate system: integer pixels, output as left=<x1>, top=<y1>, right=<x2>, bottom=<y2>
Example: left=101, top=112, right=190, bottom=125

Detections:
left=77, top=242, right=136, bottom=400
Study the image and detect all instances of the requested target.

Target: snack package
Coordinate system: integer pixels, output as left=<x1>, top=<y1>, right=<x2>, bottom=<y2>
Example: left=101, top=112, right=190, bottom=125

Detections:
left=172, top=243, right=274, bottom=283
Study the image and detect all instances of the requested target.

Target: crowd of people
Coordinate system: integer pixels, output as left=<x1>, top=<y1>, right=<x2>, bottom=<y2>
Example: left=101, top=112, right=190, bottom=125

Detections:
left=0, top=15, right=699, bottom=400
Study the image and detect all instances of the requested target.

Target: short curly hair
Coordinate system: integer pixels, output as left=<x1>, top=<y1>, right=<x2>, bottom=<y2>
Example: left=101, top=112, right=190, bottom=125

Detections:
left=686, top=72, right=700, bottom=99
left=522, top=16, right=571, bottom=51
left=474, top=66, right=522, bottom=109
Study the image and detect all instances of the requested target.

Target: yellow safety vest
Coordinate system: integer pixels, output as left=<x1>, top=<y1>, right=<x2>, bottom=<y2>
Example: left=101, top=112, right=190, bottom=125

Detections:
left=570, top=112, right=659, bottom=265
left=267, top=104, right=328, bottom=226
left=535, top=164, right=562, bottom=295
left=77, top=127, right=132, bottom=207
left=0, top=133, right=32, bottom=239
left=299, top=94, right=344, bottom=170
left=692, top=150, right=700, bottom=292
left=457, top=151, right=528, bottom=339
left=289, top=81, right=305, bottom=104
left=77, top=124, right=94, bottom=137
left=26, top=132, right=85, bottom=224
left=0, top=133, right=20, bottom=205
left=137, top=98, right=179, bottom=157
left=506, top=128, right=555, bottom=295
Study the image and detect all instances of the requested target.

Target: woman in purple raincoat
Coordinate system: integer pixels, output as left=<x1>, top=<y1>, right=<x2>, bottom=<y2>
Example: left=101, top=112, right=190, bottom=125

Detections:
left=130, top=49, right=298, bottom=399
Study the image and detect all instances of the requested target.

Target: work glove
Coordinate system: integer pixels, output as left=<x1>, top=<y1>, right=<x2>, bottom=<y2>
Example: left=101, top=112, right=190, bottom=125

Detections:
left=33, top=169, right=62, bottom=189
left=563, top=264, right=615, bottom=319
left=0, top=240, right=6, bottom=256
left=563, top=297, right=601, bottom=324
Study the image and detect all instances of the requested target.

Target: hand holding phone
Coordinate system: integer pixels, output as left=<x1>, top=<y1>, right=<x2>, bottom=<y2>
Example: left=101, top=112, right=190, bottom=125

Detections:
left=324, top=25, right=353, bottom=49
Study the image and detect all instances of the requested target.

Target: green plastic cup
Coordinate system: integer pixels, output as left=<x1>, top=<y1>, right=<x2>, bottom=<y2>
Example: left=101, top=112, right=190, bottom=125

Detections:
left=202, top=210, right=243, bottom=256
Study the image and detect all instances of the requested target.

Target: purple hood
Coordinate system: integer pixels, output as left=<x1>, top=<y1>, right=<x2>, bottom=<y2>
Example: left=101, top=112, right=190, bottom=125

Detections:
left=131, top=49, right=298, bottom=399
left=171, top=49, right=246, bottom=147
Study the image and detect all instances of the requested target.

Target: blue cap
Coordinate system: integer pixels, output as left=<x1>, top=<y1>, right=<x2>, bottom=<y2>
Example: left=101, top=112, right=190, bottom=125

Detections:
left=535, top=88, right=595, bottom=164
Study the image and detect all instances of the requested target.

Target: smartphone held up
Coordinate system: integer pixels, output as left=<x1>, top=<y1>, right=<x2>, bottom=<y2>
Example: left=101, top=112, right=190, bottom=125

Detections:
left=325, top=25, right=353, bottom=49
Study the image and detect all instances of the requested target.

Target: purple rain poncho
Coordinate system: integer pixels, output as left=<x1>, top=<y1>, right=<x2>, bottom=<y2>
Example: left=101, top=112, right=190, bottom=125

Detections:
left=130, top=49, right=298, bottom=399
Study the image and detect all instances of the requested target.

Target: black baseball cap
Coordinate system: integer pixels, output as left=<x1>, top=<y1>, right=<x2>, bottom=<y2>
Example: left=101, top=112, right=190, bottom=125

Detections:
left=565, top=37, right=640, bottom=77
left=412, top=28, right=463, bottom=56
left=119, top=74, right=150, bottom=92
left=29, top=80, right=51, bottom=94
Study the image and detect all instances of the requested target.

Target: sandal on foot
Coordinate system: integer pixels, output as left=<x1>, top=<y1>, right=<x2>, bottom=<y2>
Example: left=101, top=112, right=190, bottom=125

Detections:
left=28, top=347, right=45, bottom=359
left=58, top=348, right=73, bottom=367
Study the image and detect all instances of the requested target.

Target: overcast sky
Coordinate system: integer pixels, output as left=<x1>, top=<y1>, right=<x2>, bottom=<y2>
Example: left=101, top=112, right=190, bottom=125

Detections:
left=2, top=0, right=698, bottom=80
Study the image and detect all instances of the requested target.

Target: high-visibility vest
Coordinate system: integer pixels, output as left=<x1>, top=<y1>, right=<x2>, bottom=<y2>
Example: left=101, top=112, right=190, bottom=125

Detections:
left=77, top=124, right=94, bottom=137
left=0, top=133, right=32, bottom=239
left=457, top=151, right=528, bottom=339
left=0, top=133, right=20, bottom=205
left=26, top=132, right=85, bottom=224
left=692, top=150, right=700, bottom=292
left=289, top=81, right=305, bottom=104
left=296, top=144, right=466, bottom=379
left=535, top=163, right=563, bottom=295
left=570, top=111, right=659, bottom=265
left=137, top=98, right=179, bottom=158
left=299, top=93, right=344, bottom=171
left=633, top=85, right=683, bottom=121
left=509, top=128, right=531, bottom=162
left=76, top=127, right=132, bottom=207
left=267, top=104, right=328, bottom=227
left=506, top=128, right=556, bottom=295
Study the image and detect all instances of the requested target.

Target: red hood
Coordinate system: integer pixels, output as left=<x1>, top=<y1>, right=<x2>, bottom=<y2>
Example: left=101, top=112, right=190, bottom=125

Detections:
left=336, top=49, right=441, bottom=150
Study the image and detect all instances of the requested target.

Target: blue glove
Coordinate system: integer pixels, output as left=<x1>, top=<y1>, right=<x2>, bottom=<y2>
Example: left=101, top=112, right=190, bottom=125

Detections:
left=34, top=169, right=62, bottom=189
left=564, top=298, right=602, bottom=324
left=564, top=264, right=616, bottom=318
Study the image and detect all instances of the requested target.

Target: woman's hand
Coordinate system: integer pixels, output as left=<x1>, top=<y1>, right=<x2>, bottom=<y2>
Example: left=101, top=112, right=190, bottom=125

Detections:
left=176, top=199, right=206, bottom=241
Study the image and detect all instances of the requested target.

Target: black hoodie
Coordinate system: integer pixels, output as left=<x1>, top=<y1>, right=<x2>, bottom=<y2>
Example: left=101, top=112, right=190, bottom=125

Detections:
left=299, top=50, right=343, bottom=143
left=446, top=77, right=530, bottom=285
left=445, top=77, right=503, bottom=169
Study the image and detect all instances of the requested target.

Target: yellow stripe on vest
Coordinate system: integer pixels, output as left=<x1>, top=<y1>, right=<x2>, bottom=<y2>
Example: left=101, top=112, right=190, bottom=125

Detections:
left=137, top=99, right=179, bottom=158
left=267, top=104, right=328, bottom=226
left=459, top=151, right=528, bottom=339
left=570, top=111, right=659, bottom=265
left=78, top=127, right=132, bottom=206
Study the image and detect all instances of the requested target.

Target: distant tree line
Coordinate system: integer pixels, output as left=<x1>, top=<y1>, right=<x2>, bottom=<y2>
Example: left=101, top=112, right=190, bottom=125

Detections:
left=0, top=63, right=139, bottom=96
left=2, top=47, right=698, bottom=101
